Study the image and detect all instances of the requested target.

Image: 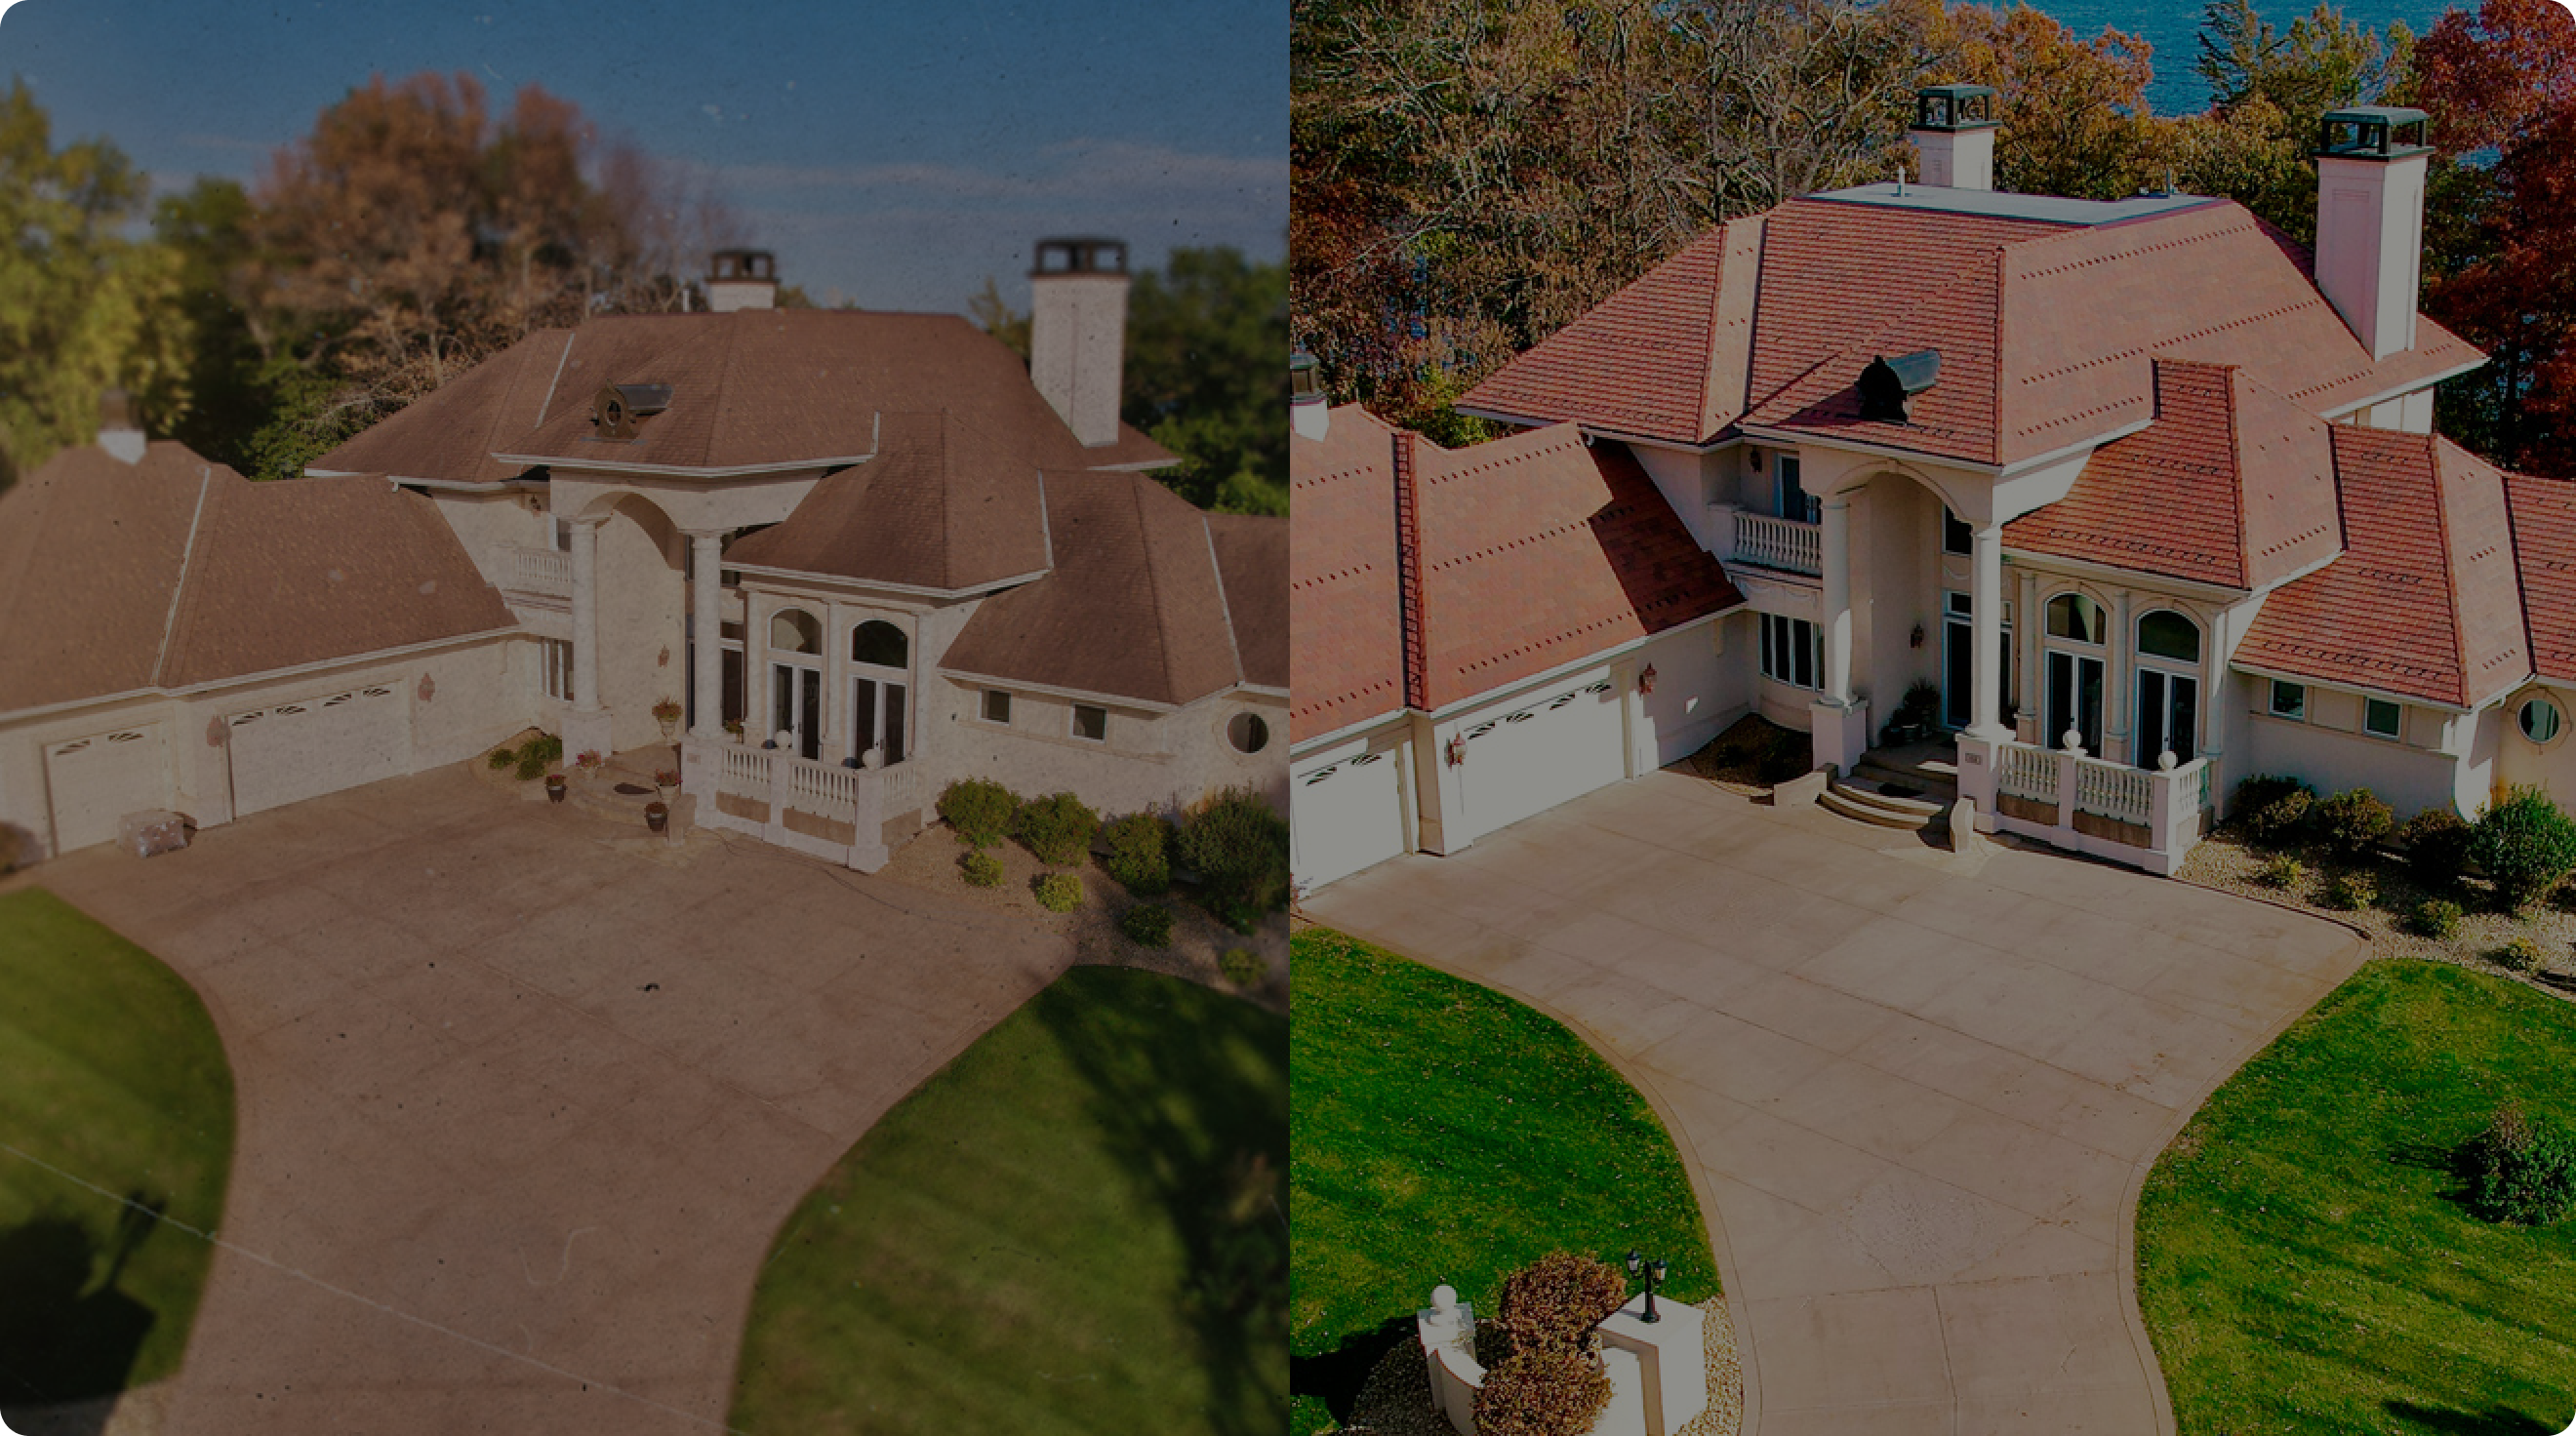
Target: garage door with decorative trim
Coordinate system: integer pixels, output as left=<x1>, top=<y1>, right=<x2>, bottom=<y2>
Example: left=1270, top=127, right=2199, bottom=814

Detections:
left=45, top=725, right=173, bottom=854
left=1293, top=746, right=1406, bottom=892
left=228, top=685, right=411, bottom=818
left=1458, top=678, right=1627, bottom=838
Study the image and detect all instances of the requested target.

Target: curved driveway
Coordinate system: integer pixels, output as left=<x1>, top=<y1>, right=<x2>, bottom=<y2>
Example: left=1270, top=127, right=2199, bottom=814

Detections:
left=1302, top=769, right=2361, bottom=1436
left=21, top=765, right=1068, bottom=1435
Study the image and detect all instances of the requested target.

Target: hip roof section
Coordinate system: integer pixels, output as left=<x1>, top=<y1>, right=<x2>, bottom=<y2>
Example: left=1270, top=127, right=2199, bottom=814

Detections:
left=2506, top=473, right=2576, bottom=685
left=1289, top=406, right=1408, bottom=741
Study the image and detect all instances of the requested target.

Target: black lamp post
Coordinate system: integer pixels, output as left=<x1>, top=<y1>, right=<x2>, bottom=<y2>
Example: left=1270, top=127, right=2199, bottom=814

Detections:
left=1625, top=1249, right=1669, bottom=1324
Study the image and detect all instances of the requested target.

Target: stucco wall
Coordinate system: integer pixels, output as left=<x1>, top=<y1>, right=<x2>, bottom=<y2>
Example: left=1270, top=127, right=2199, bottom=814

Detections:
left=930, top=677, right=1283, bottom=821
left=428, top=489, right=550, bottom=591
left=594, top=498, right=688, bottom=754
left=2239, top=708, right=2462, bottom=818
left=1634, top=617, right=1747, bottom=768
left=2496, top=685, right=2576, bottom=808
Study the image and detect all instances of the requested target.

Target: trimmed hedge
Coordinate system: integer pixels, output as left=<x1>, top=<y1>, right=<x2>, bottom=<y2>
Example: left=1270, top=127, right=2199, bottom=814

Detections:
left=938, top=778, right=1021, bottom=849
left=1494, top=1251, right=1627, bottom=1360
left=1035, top=872, right=1083, bottom=913
left=2313, top=787, right=2395, bottom=858
left=2399, top=807, right=2475, bottom=891
left=961, top=851, right=1005, bottom=889
left=1017, top=791, right=1102, bottom=867
left=2409, top=898, right=2463, bottom=939
left=1472, top=1350, right=1612, bottom=1436
left=1102, top=812, right=1173, bottom=896
left=2471, top=785, right=2576, bottom=913
left=1178, top=787, right=1290, bottom=927
left=2462, top=1104, right=2576, bottom=1226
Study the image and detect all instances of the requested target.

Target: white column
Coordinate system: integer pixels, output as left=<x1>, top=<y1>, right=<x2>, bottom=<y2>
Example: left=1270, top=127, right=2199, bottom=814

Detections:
left=689, top=531, right=724, bottom=738
left=1968, top=522, right=2009, bottom=741
left=570, top=516, right=604, bottom=715
left=1820, top=496, right=1856, bottom=705
left=2016, top=570, right=2041, bottom=742
left=2105, top=587, right=2134, bottom=763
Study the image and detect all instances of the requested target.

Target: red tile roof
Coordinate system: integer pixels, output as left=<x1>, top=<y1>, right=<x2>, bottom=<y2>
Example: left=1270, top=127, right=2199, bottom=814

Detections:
left=2003, top=360, right=2340, bottom=589
left=1290, top=408, right=1744, bottom=739
left=2506, top=473, right=2576, bottom=684
left=2236, top=430, right=2530, bottom=707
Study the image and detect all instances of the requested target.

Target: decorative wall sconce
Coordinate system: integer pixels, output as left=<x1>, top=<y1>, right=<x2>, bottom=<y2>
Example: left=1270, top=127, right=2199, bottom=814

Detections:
left=1637, top=664, right=1658, bottom=695
left=417, top=674, right=436, bottom=703
left=1444, top=734, right=1468, bottom=768
left=1909, top=623, right=1925, bottom=649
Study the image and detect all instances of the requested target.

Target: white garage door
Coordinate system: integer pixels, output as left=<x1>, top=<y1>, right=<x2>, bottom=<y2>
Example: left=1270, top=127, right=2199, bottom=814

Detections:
left=44, top=725, right=173, bottom=854
left=1459, top=678, right=1628, bottom=836
left=1293, top=747, right=1407, bottom=892
left=227, top=685, right=411, bottom=818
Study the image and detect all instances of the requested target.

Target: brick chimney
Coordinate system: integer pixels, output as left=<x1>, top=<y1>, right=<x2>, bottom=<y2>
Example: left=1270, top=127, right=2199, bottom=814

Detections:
left=2314, top=106, right=2432, bottom=360
left=705, top=250, right=779, bottom=313
left=97, top=388, right=145, bottom=465
left=1028, top=237, right=1130, bottom=448
left=1909, top=84, right=1999, bottom=191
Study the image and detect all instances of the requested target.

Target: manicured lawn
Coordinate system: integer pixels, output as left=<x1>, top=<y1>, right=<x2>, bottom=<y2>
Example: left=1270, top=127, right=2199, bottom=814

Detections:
left=0, top=888, right=235, bottom=1404
left=2137, top=960, right=2576, bottom=1434
left=1290, top=928, right=1715, bottom=1433
left=728, top=965, right=1287, bottom=1435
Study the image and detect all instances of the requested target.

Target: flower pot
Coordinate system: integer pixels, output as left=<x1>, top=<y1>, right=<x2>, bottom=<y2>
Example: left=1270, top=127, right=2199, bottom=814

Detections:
left=545, top=775, right=567, bottom=804
left=644, top=802, right=668, bottom=834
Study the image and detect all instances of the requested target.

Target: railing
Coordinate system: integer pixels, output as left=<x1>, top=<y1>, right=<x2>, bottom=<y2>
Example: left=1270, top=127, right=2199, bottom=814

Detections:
left=1725, top=508, right=1822, bottom=578
left=1996, top=742, right=2058, bottom=801
left=2073, top=757, right=2153, bottom=824
left=687, top=737, right=898, bottom=872
left=718, top=744, right=773, bottom=800
left=1956, top=733, right=2215, bottom=876
left=503, top=544, right=572, bottom=596
left=789, top=755, right=861, bottom=814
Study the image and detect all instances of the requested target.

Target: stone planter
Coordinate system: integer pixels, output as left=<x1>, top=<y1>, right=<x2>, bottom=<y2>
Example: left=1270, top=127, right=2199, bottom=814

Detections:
left=645, top=802, right=669, bottom=834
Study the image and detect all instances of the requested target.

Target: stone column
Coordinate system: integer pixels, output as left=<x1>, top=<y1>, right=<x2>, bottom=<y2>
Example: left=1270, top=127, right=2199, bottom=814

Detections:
left=2017, top=569, right=2042, bottom=742
left=1968, top=523, right=2010, bottom=741
left=689, top=531, right=725, bottom=738
left=2105, top=587, right=2135, bottom=764
left=1809, top=493, right=1871, bottom=772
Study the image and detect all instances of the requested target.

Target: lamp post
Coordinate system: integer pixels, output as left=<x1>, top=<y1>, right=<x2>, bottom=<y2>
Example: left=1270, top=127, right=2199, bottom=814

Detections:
left=1625, top=1249, right=1668, bottom=1324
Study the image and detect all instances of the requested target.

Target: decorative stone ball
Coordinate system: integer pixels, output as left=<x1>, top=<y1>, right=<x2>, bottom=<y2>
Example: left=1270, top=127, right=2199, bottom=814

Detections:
left=773, top=730, right=793, bottom=749
left=1430, top=1284, right=1459, bottom=1319
left=861, top=747, right=883, bottom=770
left=2062, top=727, right=2085, bottom=755
left=2157, top=748, right=2178, bottom=771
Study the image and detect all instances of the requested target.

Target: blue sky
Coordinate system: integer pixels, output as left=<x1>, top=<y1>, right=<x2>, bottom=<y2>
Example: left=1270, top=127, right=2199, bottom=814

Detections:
left=0, top=0, right=1285, bottom=314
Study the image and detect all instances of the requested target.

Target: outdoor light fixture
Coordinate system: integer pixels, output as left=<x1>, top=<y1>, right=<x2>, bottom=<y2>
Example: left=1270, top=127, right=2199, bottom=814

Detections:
left=1910, top=623, right=1924, bottom=649
left=1637, top=664, right=1658, bottom=695
left=1625, top=1249, right=1669, bottom=1324
left=1445, top=734, right=1468, bottom=768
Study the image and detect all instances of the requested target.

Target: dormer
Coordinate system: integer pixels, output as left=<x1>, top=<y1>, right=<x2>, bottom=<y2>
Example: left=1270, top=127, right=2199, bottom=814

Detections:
left=593, top=383, right=673, bottom=441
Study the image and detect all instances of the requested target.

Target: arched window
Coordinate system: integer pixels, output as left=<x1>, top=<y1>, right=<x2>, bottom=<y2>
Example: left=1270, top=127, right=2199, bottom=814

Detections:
left=2046, top=594, right=2107, bottom=645
left=769, top=608, right=821, bottom=655
left=2136, top=610, right=2202, bottom=664
left=851, top=619, right=907, bottom=669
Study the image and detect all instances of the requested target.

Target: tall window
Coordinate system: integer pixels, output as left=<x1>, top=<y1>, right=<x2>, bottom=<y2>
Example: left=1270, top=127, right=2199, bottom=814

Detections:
left=1943, top=505, right=1975, bottom=556
left=1760, top=614, right=1822, bottom=690
left=541, top=638, right=574, bottom=701
left=1776, top=456, right=1818, bottom=524
left=2043, top=594, right=2108, bottom=754
left=2132, top=610, right=2202, bottom=769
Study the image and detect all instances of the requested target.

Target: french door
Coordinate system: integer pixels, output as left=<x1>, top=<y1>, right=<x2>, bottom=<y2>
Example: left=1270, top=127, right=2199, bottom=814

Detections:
left=849, top=670, right=908, bottom=766
left=770, top=663, right=822, bottom=761
left=2044, top=649, right=2105, bottom=755
left=2134, top=668, right=2199, bottom=769
left=1940, top=593, right=2012, bottom=730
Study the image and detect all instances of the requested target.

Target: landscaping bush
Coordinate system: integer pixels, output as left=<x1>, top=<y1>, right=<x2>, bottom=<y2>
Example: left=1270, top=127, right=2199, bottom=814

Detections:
left=2494, top=937, right=2548, bottom=975
left=2255, top=855, right=2304, bottom=890
left=2241, top=788, right=2316, bottom=849
left=2399, top=807, right=2475, bottom=891
left=2460, top=1103, right=2576, bottom=1226
left=1472, top=1350, right=1612, bottom=1436
left=2231, top=774, right=2312, bottom=827
left=487, top=746, right=516, bottom=771
left=1177, top=787, right=1290, bottom=925
left=937, top=778, right=1021, bottom=849
left=1034, top=872, right=1083, bottom=913
left=1015, top=791, right=1102, bottom=866
left=0, top=825, right=21, bottom=876
left=2409, top=898, right=2464, bottom=939
left=503, top=731, right=564, bottom=782
left=1101, top=812, right=1173, bottom=896
left=2320, top=869, right=2376, bottom=912
left=1119, top=902, right=1174, bottom=948
left=2471, top=785, right=2576, bottom=913
left=1219, top=947, right=1264, bottom=987
left=1494, top=1251, right=1628, bottom=1360
left=961, top=852, right=1004, bottom=889
left=2313, top=787, right=2395, bottom=858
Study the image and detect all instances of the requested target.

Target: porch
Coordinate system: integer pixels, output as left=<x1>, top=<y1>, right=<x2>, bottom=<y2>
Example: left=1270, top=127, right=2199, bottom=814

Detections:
left=682, top=738, right=925, bottom=873
left=1954, top=732, right=2215, bottom=876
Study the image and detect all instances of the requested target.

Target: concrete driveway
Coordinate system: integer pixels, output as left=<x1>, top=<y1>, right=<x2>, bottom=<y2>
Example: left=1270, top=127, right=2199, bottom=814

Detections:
left=14, top=764, right=1068, bottom=1435
left=1302, top=769, right=2363, bottom=1436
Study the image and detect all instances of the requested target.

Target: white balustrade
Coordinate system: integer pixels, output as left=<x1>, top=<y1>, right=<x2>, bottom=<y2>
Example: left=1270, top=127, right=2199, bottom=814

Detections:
left=2073, top=757, right=2153, bottom=825
left=503, top=544, right=572, bottom=596
left=1727, top=509, right=1823, bottom=577
left=1996, top=741, right=2058, bottom=801
left=1961, top=734, right=2216, bottom=877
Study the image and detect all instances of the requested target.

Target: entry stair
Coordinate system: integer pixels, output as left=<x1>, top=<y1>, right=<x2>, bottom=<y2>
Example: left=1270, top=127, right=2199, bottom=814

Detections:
left=1815, top=740, right=1959, bottom=835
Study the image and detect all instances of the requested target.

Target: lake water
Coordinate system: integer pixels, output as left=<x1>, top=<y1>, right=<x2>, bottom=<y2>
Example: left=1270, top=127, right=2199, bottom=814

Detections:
left=2050, top=0, right=2466, bottom=113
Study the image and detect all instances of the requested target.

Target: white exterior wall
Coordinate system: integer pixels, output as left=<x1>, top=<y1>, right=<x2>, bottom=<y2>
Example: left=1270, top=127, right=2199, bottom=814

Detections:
left=2238, top=684, right=2462, bottom=819
left=2497, top=684, right=2576, bottom=808
left=938, top=678, right=1284, bottom=820
left=592, top=499, right=688, bottom=754
left=426, top=489, right=550, bottom=591
left=1029, top=272, right=1130, bottom=448
left=1633, top=617, right=1749, bottom=770
left=1912, top=127, right=1994, bottom=190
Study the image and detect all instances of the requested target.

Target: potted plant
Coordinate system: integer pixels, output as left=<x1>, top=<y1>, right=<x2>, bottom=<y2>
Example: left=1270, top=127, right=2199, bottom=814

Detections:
left=651, top=698, right=683, bottom=742
left=545, top=772, right=568, bottom=803
left=653, top=768, right=681, bottom=799
left=644, top=801, right=669, bottom=834
left=723, top=719, right=745, bottom=744
left=573, top=749, right=604, bottom=780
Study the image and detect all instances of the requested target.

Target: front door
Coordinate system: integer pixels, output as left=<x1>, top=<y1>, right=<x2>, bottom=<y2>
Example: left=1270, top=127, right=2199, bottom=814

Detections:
left=770, top=663, right=822, bottom=761
left=849, top=672, right=908, bottom=766
left=2044, top=649, right=2105, bottom=755
left=2135, top=668, right=2198, bottom=769
left=1941, top=594, right=2012, bottom=730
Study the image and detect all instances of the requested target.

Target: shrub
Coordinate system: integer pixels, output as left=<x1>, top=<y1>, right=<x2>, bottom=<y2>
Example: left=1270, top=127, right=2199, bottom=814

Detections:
left=487, top=746, right=517, bottom=771
left=1219, top=946, right=1265, bottom=986
left=2313, top=787, right=2395, bottom=858
left=961, top=852, right=1005, bottom=889
left=1101, top=812, right=1173, bottom=896
left=526, top=733, right=563, bottom=764
left=2231, top=774, right=2311, bottom=824
left=1177, top=787, right=1291, bottom=919
left=1034, top=872, right=1082, bottom=913
left=2242, top=789, right=2316, bottom=849
left=514, top=751, right=550, bottom=781
left=937, top=778, right=1021, bottom=849
left=1494, top=1251, right=1629, bottom=1360
left=2461, top=1103, right=2576, bottom=1226
left=1119, top=903, right=1174, bottom=948
left=2408, top=898, right=2463, bottom=939
left=2255, top=855, right=2303, bottom=891
left=1016, top=791, right=1102, bottom=866
left=2495, top=937, right=2549, bottom=975
left=2472, top=785, right=2576, bottom=912
left=0, top=825, right=22, bottom=876
left=2319, top=869, right=2376, bottom=911
left=2399, top=807, right=2475, bottom=891
left=1472, top=1350, right=1613, bottom=1436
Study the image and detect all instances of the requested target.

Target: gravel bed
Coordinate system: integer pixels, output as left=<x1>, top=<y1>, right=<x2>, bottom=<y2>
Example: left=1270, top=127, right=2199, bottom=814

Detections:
left=1337, top=1297, right=1743, bottom=1435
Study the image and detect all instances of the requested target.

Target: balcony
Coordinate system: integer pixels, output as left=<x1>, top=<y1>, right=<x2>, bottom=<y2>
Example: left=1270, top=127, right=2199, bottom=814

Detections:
left=502, top=543, right=572, bottom=598
left=1957, top=734, right=2215, bottom=876
left=1716, top=506, right=1821, bottom=578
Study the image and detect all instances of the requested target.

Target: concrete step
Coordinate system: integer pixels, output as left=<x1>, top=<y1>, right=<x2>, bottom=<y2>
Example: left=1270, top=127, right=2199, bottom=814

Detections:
left=1851, top=759, right=1957, bottom=803
left=1821, top=778, right=1947, bottom=830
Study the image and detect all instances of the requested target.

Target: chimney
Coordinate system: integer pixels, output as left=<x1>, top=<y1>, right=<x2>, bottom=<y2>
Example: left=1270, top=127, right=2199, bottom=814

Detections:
left=1028, top=237, right=1130, bottom=448
left=98, top=388, right=145, bottom=465
left=2314, top=106, right=2432, bottom=360
left=704, top=249, right=779, bottom=313
left=1291, top=350, right=1329, bottom=442
left=1909, top=84, right=1999, bottom=191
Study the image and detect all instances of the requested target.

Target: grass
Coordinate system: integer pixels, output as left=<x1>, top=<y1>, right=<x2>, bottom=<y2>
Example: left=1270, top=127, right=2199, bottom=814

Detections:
left=2136, top=960, right=2576, bottom=1434
left=728, top=965, right=1287, bottom=1436
left=0, top=888, right=235, bottom=1405
left=1290, top=928, right=1716, bottom=1435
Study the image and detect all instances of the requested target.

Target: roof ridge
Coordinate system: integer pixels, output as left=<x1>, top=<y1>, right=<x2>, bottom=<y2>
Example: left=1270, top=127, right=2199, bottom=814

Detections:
left=2220, top=366, right=2249, bottom=589
left=1125, top=474, right=1180, bottom=703
left=149, top=464, right=219, bottom=688
left=1200, top=512, right=1245, bottom=686
left=2418, top=431, right=2470, bottom=706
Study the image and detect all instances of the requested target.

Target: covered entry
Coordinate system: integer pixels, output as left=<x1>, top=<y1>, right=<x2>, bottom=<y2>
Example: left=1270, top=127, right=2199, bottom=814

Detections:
left=228, top=685, right=410, bottom=818
left=44, top=724, right=172, bottom=853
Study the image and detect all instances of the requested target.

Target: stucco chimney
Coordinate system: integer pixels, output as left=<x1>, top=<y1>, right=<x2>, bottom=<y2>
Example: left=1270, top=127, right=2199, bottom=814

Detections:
left=2314, top=106, right=2432, bottom=360
left=1291, top=350, right=1329, bottom=442
left=1028, top=237, right=1130, bottom=448
left=705, top=249, right=779, bottom=313
left=97, top=388, right=145, bottom=465
left=1909, top=84, right=1999, bottom=191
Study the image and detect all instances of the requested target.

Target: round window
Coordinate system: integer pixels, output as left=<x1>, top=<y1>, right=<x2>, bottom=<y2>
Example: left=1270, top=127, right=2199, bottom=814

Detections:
left=1228, top=711, right=1269, bottom=755
left=2521, top=696, right=2563, bottom=744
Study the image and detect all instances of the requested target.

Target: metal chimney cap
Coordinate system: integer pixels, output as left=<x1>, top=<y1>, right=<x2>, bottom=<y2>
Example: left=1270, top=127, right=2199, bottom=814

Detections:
left=1913, top=83, right=1999, bottom=133
left=1031, top=237, right=1128, bottom=278
left=707, top=250, right=777, bottom=282
left=2318, top=106, right=2433, bottom=160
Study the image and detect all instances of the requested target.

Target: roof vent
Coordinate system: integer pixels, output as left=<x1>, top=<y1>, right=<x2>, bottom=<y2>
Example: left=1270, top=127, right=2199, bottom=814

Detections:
left=593, top=383, right=673, bottom=441
left=1858, top=351, right=1940, bottom=423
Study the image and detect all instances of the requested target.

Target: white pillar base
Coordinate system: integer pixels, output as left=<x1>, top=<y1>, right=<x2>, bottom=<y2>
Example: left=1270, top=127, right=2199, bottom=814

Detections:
left=1810, top=697, right=1872, bottom=774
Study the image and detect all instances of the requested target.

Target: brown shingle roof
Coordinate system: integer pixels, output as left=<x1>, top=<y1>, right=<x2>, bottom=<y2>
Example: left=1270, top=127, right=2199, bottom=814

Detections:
left=1208, top=512, right=1288, bottom=691
left=308, top=330, right=575, bottom=485
left=1290, top=408, right=1409, bottom=741
left=721, top=412, right=1052, bottom=592
left=2236, top=430, right=2530, bottom=707
left=938, top=472, right=1246, bottom=708
left=0, top=442, right=513, bottom=713
left=2509, top=473, right=2576, bottom=685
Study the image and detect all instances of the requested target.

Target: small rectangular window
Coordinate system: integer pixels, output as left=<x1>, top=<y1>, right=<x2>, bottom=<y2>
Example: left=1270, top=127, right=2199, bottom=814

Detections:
left=551, top=517, right=572, bottom=553
left=1943, top=506, right=1974, bottom=556
left=2270, top=680, right=2307, bottom=721
left=2364, top=697, right=2402, bottom=738
left=1072, top=704, right=1107, bottom=742
left=983, top=690, right=1011, bottom=725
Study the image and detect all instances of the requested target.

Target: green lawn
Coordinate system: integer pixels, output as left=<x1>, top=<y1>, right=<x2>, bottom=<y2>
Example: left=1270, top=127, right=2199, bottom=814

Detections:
left=0, top=888, right=235, bottom=1405
left=728, top=964, right=1288, bottom=1436
left=2137, top=960, right=2576, bottom=1434
left=1290, top=928, right=1715, bottom=1433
